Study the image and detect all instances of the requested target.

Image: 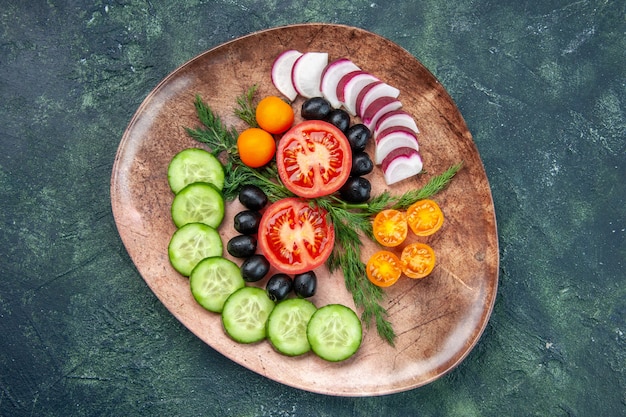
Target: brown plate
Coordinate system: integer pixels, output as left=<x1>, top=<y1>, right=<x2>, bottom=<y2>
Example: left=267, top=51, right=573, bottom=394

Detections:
left=110, top=24, right=498, bottom=396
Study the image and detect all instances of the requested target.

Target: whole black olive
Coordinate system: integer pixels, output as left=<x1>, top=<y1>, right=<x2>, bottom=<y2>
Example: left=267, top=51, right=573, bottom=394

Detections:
left=301, top=97, right=331, bottom=120
left=293, top=271, right=317, bottom=298
left=346, top=123, right=372, bottom=152
left=238, top=185, right=268, bottom=211
left=226, top=235, right=257, bottom=258
left=350, top=152, right=374, bottom=176
left=266, top=274, right=293, bottom=302
left=240, top=254, right=271, bottom=282
left=233, top=210, right=262, bottom=235
left=339, top=176, right=372, bottom=203
left=325, top=109, right=351, bottom=133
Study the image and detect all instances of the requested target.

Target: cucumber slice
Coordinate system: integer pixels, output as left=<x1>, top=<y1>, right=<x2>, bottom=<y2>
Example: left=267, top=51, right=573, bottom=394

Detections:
left=167, top=148, right=225, bottom=193
left=267, top=298, right=317, bottom=356
left=190, top=257, right=245, bottom=313
left=222, top=287, right=275, bottom=344
left=171, top=182, right=225, bottom=228
left=168, top=222, right=223, bottom=276
left=307, top=304, right=362, bottom=362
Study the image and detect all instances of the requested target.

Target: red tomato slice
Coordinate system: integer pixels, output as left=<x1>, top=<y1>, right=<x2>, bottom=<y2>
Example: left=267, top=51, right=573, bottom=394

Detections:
left=276, top=120, right=352, bottom=198
left=257, top=198, right=335, bottom=274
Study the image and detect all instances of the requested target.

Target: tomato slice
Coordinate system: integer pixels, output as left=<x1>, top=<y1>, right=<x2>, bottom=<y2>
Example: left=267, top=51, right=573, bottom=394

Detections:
left=257, top=198, right=335, bottom=274
left=276, top=120, right=352, bottom=198
left=372, top=209, right=408, bottom=247
left=366, top=251, right=402, bottom=287
left=401, top=243, right=436, bottom=279
left=406, top=199, right=444, bottom=236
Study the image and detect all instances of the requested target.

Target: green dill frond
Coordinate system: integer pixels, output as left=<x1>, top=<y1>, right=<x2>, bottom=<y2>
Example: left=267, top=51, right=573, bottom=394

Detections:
left=234, top=84, right=259, bottom=128
left=391, top=162, right=464, bottom=209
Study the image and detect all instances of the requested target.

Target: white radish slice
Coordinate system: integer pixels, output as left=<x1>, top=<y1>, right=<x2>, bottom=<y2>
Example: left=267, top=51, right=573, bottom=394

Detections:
left=355, top=81, right=400, bottom=118
left=338, top=71, right=379, bottom=116
left=320, top=58, right=361, bottom=108
left=291, top=52, right=328, bottom=98
left=374, top=126, right=419, bottom=165
left=374, top=109, right=419, bottom=138
left=381, top=147, right=423, bottom=185
left=361, top=97, right=403, bottom=130
left=271, top=50, right=303, bottom=101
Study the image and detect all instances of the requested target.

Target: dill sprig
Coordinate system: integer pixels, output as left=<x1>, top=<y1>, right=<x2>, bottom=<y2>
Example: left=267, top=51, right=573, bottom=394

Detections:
left=184, top=89, right=463, bottom=346
left=386, top=162, right=464, bottom=210
left=321, top=161, right=463, bottom=223
left=220, top=162, right=292, bottom=202
left=234, top=84, right=259, bottom=127
left=184, top=95, right=239, bottom=156
left=319, top=199, right=396, bottom=345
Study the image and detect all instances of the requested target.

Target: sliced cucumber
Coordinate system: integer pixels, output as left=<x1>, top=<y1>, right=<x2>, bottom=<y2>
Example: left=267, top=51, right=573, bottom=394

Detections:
left=222, top=287, right=275, bottom=344
left=171, top=182, right=225, bottom=228
left=267, top=298, right=317, bottom=356
left=190, top=257, right=245, bottom=313
left=307, top=304, right=362, bottom=362
left=168, top=148, right=225, bottom=193
left=168, top=222, right=223, bottom=276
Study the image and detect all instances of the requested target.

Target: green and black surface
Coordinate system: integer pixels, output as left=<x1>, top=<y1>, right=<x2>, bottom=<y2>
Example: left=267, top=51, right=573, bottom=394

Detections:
left=1, top=1, right=624, bottom=416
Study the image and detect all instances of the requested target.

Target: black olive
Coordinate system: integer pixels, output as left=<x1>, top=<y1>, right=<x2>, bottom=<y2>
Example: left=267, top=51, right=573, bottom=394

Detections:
left=266, top=274, right=293, bottom=302
left=293, top=271, right=317, bottom=298
left=240, top=254, right=271, bottom=282
left=301, top=97, right=331, bottom=120
left=238, top=185, right=268, bottom=211
left=233, top=210, right=262, bottom=235
left=226, top=235, right=257, bottom=258
left=350, top=152, right=374, bottom=176
left=346, top=123, right=372, bottom=152
left=325, top=109, right=351, bottom=133
left=339, top=176, right=371, bottom=203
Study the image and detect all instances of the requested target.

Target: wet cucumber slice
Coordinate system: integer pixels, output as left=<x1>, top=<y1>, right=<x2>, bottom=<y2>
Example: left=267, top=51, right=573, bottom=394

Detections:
left=168, top=222, right=223, bottom=276
left=267, top=298, right=317, bottom=356
left=171, top=182, right=225, bottom=228
left=222, top=287, right=275, bottom=344
left=167, top=148, right=225, bottom=193
left=189, top=257, right=245, bottom=313
left=307, top=304, right=362, bottom=362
